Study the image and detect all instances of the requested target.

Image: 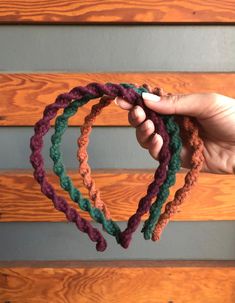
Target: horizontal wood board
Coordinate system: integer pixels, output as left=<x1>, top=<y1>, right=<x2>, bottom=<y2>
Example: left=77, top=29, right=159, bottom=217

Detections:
left=1, top=73, right=235, bottom=126
left=0, top=169, right=234, bottom=222
left=0, top=1, right=235, bottom=24
left=1, top=261, right=235, bottom=303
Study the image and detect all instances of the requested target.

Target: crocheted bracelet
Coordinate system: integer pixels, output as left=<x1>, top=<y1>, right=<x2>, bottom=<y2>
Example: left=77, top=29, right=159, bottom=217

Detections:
left=30, top=82, right=204, bottom=252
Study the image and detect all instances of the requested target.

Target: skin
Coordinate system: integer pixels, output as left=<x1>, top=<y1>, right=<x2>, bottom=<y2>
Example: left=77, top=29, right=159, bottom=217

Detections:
left=115, top=92, right=235, bottom=174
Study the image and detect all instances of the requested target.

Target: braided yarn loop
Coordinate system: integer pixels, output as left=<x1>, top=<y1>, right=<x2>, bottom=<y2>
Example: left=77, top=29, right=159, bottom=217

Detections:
left=29, top=82, right=204, bottom=252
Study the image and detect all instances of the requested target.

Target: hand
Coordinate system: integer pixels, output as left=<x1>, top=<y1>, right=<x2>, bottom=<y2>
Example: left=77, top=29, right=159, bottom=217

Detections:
left=115, top=92, right=235, bottom=174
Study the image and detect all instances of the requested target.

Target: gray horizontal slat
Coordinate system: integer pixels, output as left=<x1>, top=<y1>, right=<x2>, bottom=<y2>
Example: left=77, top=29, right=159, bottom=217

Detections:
left=0, top=26, right=234, bottom=71
left=0, top=127, right=157, bottom=169
left=0, top=221, right=234, bottom=260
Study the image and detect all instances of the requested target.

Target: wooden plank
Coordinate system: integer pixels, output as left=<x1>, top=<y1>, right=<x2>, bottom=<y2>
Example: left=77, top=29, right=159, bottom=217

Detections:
left=1, top=260, right=235, bottom=268
left=0, top=1, right=235, bottom=24
left=0, top=169, right=234, bottom=222
left=1, top=261, right=235, bottom=303
left=1, top=72, right=235, bottom=126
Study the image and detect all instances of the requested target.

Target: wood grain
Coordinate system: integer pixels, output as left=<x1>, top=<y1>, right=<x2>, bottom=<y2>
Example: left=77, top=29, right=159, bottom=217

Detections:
left=1, top=73, right=235, bottom=126
left=0, top=1, right=235, bottom=24
left=1, top=260, right=235, bottom=268
left=0, top=169, right=234, bottom=222
left=1, top=261, right=235, bottom=303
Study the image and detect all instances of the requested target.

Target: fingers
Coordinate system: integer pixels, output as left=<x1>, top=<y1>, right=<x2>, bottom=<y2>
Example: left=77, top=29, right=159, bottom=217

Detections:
left=115, top=97, right=147, bottom=127
left=135, top=119, right=163, bottom=160
left=148, top=134, right=163, bottom=160
left=141, top=92, right=219, bottom=119
left=136, top=119, right=155, bottom=148
left=115, top=96, right=163, bottom=160
left=114, top=97, right=133, bottom=110
left=128, top=106, right=146, bottom=127
left=116, top=91, right=221, bottom=120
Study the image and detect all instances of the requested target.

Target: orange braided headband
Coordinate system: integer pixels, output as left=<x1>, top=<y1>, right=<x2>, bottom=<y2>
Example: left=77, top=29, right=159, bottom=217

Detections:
left=77, top=84, right=204, bottom=241
left=77, top=95, right=113, bottom=220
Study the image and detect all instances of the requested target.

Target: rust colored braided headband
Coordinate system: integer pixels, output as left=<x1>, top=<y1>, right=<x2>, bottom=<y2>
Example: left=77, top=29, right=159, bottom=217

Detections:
left=76, top=84, right=204, bottom=241
left=78, top=95, right=114, bottom=220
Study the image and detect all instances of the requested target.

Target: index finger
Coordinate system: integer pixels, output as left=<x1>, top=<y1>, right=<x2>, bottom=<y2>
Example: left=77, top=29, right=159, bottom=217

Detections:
left=114, top=97, right=133, bottom=110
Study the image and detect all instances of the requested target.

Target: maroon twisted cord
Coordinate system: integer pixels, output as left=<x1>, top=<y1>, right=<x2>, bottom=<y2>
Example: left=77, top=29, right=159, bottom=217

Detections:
left=30, top=82, right=171, bottom=250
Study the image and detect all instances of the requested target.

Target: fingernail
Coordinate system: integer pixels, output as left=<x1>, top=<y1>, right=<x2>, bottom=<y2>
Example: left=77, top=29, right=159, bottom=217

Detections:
left=142, top=92, right=161, bottom=102
left=152, top=133, right=159, bottom=143
left=114, top=97, right=120, bottom=105
left=132, top=106, right=139, bottom=118
left=143, top=120, right=152, bottom=130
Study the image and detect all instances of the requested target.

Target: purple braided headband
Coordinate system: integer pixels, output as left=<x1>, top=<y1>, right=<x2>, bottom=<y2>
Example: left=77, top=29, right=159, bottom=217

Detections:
left=30, top=82, right=171, bottom=251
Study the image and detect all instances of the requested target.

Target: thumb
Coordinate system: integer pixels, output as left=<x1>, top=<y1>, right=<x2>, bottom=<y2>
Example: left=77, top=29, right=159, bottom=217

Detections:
left=142, top=92, right=213, bottom=119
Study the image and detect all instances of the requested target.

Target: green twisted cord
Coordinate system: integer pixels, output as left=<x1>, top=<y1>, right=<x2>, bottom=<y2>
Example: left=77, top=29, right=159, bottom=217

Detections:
left=121, top=84, right=182, bottom=239
left=141, top=115, right=182, bottom=239
left=49, top=83, right=148, bottom=243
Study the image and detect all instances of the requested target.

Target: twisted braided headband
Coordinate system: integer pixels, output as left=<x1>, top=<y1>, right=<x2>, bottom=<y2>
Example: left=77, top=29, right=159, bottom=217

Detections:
left=30, top=82, right=204, bottom=252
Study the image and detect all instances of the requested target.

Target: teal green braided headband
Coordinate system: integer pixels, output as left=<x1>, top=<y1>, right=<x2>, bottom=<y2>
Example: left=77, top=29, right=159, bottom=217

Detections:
left=49, top=83, right=182, bottom=242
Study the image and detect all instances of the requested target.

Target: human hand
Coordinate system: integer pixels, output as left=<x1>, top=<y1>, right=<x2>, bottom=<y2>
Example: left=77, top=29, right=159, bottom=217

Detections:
left=115, top=92, right=235, bottom=174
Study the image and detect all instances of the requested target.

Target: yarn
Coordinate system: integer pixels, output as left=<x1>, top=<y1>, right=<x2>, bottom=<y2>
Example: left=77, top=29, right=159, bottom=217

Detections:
left=76, top=84, right=182, bottom=242
left=74, top=83, right=204, bottom=243
left=77, top=95, right=114, bottom=219
left=30, top=81, right=205, bottom=252
left=49, top=95, right=122, bottom=244
left=140, top=86, right=182, bottom=239
left=152, top=116, right=204, bottom=240
left=30, top=82, right=170, bottom=251
left=30, top=95, right=107, bottom=252
left=48, top=83, right=171, bottom=249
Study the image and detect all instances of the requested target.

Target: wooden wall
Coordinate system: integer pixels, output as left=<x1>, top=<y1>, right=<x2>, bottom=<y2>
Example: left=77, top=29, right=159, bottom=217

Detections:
left=0, top=2, right=235, bottom=302
left=0, top=1, right=235, bottom=23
